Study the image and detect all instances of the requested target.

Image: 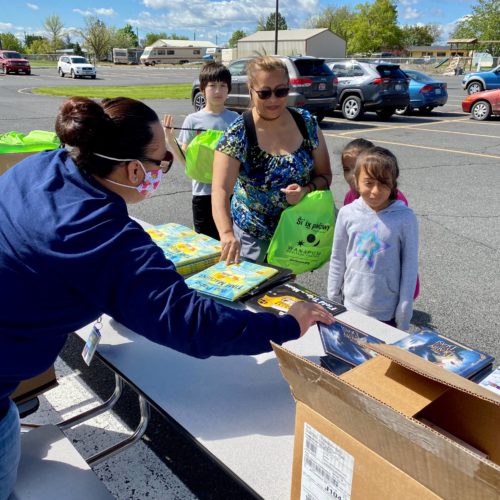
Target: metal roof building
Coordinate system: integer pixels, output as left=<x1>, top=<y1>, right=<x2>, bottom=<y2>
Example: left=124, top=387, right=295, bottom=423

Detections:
left=237, top=29, right=346, bottom=59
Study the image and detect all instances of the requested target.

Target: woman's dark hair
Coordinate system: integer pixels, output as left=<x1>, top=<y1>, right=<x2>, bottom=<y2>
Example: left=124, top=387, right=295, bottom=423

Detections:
left=199, top=62, right=232, bottom=93
left=55, top=96, right=159, bottom=177
left=354, top=146, right=400, bottom=200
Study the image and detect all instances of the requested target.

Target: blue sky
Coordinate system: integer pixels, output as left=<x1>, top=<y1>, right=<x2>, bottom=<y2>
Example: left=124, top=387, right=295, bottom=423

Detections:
left=1, top=0, right=475, bottom=46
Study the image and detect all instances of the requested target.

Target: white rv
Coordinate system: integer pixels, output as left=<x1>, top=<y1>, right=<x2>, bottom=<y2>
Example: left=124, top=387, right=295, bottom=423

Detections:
left=112, top=48, right=129, bottom=64
left=140, top=40, right=219, bottom=65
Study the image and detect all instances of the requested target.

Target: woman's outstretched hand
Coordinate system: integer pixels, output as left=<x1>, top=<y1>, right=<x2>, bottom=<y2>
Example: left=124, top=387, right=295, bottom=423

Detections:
left=288, top=302, right=335, bottom=337
left=219, top=231, right=241, bottom=265
left=281, top=183, right=309, bottom=205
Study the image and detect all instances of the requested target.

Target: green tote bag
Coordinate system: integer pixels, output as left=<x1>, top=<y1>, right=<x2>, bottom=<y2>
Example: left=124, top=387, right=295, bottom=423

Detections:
left=184, top=129, right=224, bottom=184
left=267, top=190, right=336, bottom=274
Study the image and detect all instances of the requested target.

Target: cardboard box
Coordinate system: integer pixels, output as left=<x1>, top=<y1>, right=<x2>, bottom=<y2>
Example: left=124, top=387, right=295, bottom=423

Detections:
left=0, top=152, right=33, bottom=175
left=273, top=342, right=500, bottom=499
left=11, top=366, right=58, bottom=404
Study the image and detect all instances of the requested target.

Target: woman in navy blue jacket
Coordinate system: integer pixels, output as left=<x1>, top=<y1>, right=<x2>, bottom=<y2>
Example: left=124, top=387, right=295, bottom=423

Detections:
left=0, top=96, right=333, bottom=498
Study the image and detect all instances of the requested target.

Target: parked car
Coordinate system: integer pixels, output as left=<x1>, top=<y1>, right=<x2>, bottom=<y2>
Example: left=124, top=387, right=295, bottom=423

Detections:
left=461, top=89, right=500, bottom=120
left=461, top=65, right=500, bottom=94
left=395, top=69, right=448, bottom=115
left=0, top=50, right=31, bottom=75
left=57, top=56, right=96, bottom=79
left=326, top=60, right=409, bottom=120
left=191, top=56, right=338, bottom=122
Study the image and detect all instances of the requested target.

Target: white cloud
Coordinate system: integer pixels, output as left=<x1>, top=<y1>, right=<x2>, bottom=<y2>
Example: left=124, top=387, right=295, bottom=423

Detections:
left=27, top=3, right=39, bottom=10
left=73, top=7, right=116, bottom=17
left=0, top=22, right=14, bottom=31
left=403, top=7, right=421, bottom=19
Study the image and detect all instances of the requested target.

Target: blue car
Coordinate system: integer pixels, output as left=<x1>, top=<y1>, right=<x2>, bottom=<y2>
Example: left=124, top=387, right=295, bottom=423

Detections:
left=396, top=69, right=448, bottom=115
left=462, top=65, right=500, bottom=94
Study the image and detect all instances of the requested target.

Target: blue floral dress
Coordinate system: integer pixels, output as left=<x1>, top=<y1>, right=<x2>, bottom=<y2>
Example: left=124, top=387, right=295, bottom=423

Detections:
left=217, top=108, right=319, bottom=241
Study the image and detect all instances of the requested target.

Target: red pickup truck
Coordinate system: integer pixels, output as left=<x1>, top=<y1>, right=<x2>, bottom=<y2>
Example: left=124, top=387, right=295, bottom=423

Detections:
left=0, top=50, right=31, bottom=75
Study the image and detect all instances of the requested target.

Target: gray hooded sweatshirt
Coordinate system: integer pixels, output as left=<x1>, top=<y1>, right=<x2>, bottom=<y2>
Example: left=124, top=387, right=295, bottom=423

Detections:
left=327, top=198, right=418, bottom=331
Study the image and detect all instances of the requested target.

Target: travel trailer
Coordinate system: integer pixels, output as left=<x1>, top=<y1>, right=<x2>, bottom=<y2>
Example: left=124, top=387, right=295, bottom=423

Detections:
left=140, top=40, right=219, bottom=65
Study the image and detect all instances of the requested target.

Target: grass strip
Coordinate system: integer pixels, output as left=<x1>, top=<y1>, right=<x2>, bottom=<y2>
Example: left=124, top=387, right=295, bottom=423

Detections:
left=32, top=84, right=192, bottom=100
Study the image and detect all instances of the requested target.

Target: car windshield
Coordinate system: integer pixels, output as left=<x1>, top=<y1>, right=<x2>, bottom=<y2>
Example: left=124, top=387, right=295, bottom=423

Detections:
left=293, top=60, right=332, bottom=77
left=376, top=65, right=407, bottom=79
left=405, top=70, right=433, bottom=83
left=70, top=57, right=88, bottom=64
left=3, top=52, right=22, bottom=59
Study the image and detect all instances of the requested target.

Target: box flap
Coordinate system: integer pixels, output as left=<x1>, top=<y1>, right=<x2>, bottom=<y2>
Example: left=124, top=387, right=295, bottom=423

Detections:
left=272, top=343, right=500, bottom=499
left=368, top=343, right=500, bottom=404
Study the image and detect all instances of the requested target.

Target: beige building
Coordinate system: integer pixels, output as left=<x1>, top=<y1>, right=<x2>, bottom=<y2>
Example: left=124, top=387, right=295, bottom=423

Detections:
left=237, top=29, right=346, bottom=59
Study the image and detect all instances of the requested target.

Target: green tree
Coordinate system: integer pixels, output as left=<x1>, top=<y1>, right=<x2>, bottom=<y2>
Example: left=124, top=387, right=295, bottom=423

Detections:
left=80, top=17, right=111, bottom=62
left=43, top=14, right=64, bottom=52
left=115, top=24, right=138, bottom=47
left=451, top=0, right=500, bottom=55
left=400, top=24, right=441, bottom=48
left=144, top=32, right=168, bottom=46
left=257, top=12, right=288, bottom=31
left=306, top=6, right=354, bottom=44
left=0, top=33, right=24, bottom=52
left=228, top=29, right=247, bottom=48
left=348, top=0, right=402, bottom=54
left=169, top=33, right=189, bottom=40
left=24, top=34, right=45, bottom=49
left=26, top=38, right=52, bottom=54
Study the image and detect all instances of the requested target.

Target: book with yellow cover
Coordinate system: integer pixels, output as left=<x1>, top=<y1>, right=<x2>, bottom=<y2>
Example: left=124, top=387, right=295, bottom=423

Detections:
left=146, top=223, right=221, bottom=276
left=185, top=261, right=279, bottom=302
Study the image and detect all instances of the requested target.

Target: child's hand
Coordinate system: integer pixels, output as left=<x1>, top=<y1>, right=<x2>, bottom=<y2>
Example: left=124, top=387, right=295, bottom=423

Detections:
left=287, top=302, right=334, bottom=337
left=281, top=183, right=308, bottom=205
left=162, top=115, right=176, bottom=146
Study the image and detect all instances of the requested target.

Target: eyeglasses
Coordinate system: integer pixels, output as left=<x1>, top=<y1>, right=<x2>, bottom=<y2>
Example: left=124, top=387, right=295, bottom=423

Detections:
left=251, top=86, right=290, bottom=100
left=142, top=150, right=174, bottom=174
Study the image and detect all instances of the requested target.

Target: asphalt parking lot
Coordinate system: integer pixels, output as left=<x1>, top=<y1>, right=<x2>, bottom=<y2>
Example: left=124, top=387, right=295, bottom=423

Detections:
left=1, top=65, right=499, bottom=499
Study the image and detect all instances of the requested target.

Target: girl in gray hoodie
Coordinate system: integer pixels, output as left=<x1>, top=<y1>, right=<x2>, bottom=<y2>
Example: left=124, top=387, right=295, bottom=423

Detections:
left=327, top=147, right=418, bottom=331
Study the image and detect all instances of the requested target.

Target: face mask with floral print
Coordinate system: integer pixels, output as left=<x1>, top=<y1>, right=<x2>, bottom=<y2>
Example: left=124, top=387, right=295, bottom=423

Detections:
left=94, top=153, right=163, bottom=198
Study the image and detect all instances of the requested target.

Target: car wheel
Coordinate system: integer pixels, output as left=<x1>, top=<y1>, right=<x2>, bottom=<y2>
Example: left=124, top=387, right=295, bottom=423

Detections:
left=91, top=75, right=96, bottom=79
left=467, top=81, right=483, bottom=94
left=58, top=68, right=64, bottom=77
left=376, top=108, right=395, bottom=119
left=193, top=91, right=206, bottom=112
left=395, top=106, right=410, bottom=115
left=419, top=106, right=435, bottom=114
left=26, top=71, right=31, bottom=75
left=151, top=61, right=156, bottom=66
left=342, top=96, right=364, bottom=120
left=470, top=100, right=491, bottom=121
left=71, top=70, right=77, bottom=79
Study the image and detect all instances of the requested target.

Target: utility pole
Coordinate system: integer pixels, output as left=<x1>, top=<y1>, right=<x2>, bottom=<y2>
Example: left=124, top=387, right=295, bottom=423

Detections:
left=274, top=0, right=279, bottom=55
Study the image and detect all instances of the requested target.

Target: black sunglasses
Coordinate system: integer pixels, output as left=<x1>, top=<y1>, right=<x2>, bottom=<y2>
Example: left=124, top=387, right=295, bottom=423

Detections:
left=251, top=86, right=290, bottom=100
left=143, top=150, right=174, bottom=174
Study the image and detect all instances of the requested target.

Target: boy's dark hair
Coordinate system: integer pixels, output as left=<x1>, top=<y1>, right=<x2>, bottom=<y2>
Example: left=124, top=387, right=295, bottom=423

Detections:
left=354, top=146, right=400, bottom=200
left=341, top=138, right=374, bottom=163
left=199, top=62, right=232, bottom=93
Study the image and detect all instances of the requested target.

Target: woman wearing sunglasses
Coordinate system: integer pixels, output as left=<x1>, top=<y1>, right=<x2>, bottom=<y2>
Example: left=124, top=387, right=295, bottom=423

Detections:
left=212, top=55, right=332, bottom=264
left=0, top=96, right=334, bottom=498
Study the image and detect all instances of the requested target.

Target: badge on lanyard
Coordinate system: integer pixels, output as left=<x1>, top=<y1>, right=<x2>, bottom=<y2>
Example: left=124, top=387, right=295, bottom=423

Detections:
left=82, top=317, right=102, bottom=366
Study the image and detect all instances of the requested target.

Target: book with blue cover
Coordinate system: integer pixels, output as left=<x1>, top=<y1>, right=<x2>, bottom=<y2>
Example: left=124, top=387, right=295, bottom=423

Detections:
left=185, top=261, right=279, bottom=302
left=392, top=329, right=494, bottom=380
left=318, top=321, right=384, bottom=366
left=146, top=223, right=221, bottom=276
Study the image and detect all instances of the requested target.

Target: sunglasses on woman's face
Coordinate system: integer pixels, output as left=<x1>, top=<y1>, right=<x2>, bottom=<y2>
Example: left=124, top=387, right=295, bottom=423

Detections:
left=143, top=150, right=174, bottom=174
left=251, top=86, right=290, bottom=100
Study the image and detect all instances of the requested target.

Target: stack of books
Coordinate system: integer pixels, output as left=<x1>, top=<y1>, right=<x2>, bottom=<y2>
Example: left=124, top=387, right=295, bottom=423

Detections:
left=146, top=223, right=221, bottom=276
left=319, top=323, right=495, bottom=381
left=185, top=261, right=280, bottom=302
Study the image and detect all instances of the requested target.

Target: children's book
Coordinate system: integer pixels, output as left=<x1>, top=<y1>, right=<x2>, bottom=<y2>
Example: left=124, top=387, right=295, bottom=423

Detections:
left=245, top=281, right=346, bottom=317
left=319, top=355, right=353, bottom=376
left=185, top=261, right=279, bottom=302
left=392, top=329, right=495, bottom=380
left=146, top=223, right=221, bottom=276
left=237, top=264, right=295, bottom=302
left=318, top=321, right=384, bottom=366
left=478, top=366, right=500, bottom=396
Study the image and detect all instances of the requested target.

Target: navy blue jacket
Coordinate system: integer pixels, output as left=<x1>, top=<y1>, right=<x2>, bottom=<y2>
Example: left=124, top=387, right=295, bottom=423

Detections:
left=0, top=150, right=299, bottom=415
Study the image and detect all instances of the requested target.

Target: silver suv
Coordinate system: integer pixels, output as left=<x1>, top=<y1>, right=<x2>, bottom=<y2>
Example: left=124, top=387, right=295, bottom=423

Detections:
left=326, top=60, right=409, bottom=120
left=57, top=56, right=96, bottom=79
left=191, top=56, right=337, bottom=122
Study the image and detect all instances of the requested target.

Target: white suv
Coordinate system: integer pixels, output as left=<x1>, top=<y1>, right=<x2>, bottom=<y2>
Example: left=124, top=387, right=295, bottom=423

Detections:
left=58, top=56, right=96, bottom=79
